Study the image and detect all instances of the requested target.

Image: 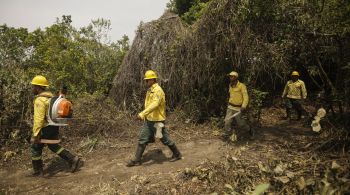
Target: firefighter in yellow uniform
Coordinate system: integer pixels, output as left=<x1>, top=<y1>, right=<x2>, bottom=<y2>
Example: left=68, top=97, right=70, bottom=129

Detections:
left=127, top=70, right=182, bottom=167
left=282, top=71, right=307, bottom=120
left=30, top=75, right=80, bottom=176
left=224, top=71, right=253, bottom=142
left=282, top=71, right=308, bottom=120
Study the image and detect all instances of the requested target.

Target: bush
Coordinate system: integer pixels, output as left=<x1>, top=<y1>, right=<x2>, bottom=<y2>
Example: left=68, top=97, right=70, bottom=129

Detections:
left=0, top=16, right=129, bottom=145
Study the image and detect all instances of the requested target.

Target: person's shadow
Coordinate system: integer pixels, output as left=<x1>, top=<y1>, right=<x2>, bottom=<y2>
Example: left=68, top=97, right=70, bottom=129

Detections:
left=44, top=157, right=83, bottom=177
left=141, top=149, right=168, bottom=166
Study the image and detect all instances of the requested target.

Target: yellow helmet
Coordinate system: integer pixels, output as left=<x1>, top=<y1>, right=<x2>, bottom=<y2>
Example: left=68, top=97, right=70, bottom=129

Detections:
left=291, top=71, right=299, bottom=76
left=228, top=71, right=238, bottom=77
left=144, top=70, right=158, bottom=80
left=31, top=75, right=49, bottom=87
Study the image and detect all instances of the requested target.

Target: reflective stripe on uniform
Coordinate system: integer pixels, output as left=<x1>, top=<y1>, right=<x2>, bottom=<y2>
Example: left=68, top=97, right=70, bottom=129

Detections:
left=282, top=80, right=307, bottom=99
left=40, top=139, right=61, bottom=144
left=56, top=147, right=65, bottom=154
left=32, top=156, right=42, bottom=160
left=286, top=95, right=302, bottom=99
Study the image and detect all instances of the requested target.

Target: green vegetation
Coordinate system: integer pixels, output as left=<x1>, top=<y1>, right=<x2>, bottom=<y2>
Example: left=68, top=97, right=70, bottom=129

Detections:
left=0, top=1, right=349, bottom=194
left=0, top=15, right=129, bottom=143
left=112, top=0, right=349, bottom=121
left=167, top=0, right=212, bottom=24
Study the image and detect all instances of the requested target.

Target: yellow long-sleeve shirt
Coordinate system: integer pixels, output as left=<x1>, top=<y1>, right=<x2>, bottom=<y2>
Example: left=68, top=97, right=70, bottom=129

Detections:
left=228, top=81, right=249, bottom=111
left=32, top=91, right=53, bottom=136
left=282, top=79, right=307, bottom=99
left=138, top=83, right=166, bottom=121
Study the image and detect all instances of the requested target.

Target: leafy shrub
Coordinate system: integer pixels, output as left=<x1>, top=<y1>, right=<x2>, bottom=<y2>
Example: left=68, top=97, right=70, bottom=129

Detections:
left=0, top=16, right=129, bottom=145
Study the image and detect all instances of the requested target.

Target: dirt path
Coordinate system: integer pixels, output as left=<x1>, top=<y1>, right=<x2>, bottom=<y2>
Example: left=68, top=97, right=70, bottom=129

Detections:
left=2, top=107, right=348, bottom=194
left=1, top=138, right=228, bottom=194
left=1, top=107, right=320, bottom=195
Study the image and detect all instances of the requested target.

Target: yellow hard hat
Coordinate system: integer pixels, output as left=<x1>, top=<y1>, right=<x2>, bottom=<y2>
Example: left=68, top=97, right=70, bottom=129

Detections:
left=228, top=71, right=239, bottom=77
left=291, top=71, right=299, bottom=76
left=31, top=75, right=49, bottom=87
left=144, top=70, right=158, bottom=80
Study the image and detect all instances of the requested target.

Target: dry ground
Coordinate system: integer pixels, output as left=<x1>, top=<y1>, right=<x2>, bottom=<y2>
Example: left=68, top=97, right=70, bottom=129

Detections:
left=0, top=107, right=349, bottom=194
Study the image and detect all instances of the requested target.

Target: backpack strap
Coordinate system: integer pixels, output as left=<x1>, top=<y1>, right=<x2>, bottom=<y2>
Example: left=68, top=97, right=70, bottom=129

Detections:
left=36, top=94, right=53, bottom=98
left=36, top=92, right=53, bottom=99
left=48, top=96, right=59, bottom=123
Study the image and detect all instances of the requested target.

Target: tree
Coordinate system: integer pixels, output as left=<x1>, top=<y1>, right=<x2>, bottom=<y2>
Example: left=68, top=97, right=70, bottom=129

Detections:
left=0, top=16, right=130, bottom=144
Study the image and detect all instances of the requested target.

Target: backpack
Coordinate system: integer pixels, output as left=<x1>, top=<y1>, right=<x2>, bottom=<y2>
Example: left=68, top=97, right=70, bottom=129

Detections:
left=47, top=95, right=73, bottom=126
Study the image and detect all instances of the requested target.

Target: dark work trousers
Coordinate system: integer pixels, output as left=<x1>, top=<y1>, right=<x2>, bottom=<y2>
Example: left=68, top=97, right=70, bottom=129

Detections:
left=138, top=120, right=174, bottom=146
left=31, top=125, right=75, bottom=166
left=285, top=98, right=307, bottom=119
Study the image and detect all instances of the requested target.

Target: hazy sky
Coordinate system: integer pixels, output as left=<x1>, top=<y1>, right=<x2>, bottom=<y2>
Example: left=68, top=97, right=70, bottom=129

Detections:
left=0, top=0, right=169, bottom=42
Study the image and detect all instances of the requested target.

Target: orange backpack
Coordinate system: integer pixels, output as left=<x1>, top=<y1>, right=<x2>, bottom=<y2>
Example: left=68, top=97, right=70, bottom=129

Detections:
left=47, top=95, right=73, bottom=126
left=57, top=98, right=73, bottom=118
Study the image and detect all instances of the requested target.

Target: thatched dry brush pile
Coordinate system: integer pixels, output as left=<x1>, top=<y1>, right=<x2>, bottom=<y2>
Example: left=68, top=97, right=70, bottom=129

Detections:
left=111, top=0, right=350, bottom=120
left=111, top=1, right=285, bottom=118
left=110, top=11, right=185, bottom=113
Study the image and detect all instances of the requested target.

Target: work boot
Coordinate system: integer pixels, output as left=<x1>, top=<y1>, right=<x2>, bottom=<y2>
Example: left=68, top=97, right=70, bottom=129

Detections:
left=31, top=160, right=44, bottom=177
left=149, top=136, right=155, bottom=143
left=168, top=144, right=182, bottom=162
left=126, top=144, right=146, bottom=167
left=249, top=126, right=255, bottom=139
left=297, top=111, right=303, bottom=120
left=59, top=150, right=81, bottom=172
left=284, top=108, right=291, bottom=120
left=70, top=156, right=81, bottom=173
